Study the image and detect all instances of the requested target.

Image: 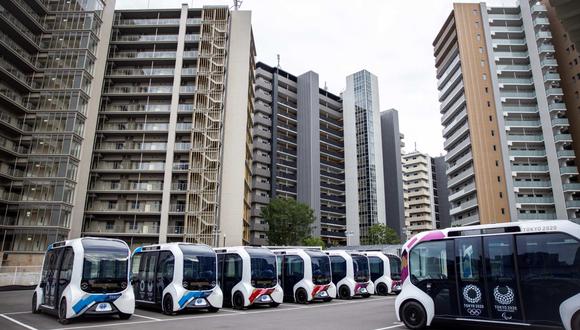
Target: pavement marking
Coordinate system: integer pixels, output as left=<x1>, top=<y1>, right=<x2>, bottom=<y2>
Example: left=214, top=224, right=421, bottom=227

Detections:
left=133, top=314, right=162, bottom=321
left=372, top=323, right=405, bottom=330
left=216, top=309, right=247, bottom=314
left=0, top=314, right=39, bottom=330
left=4, top=311, right=32, bottom=315
left=46, top=297, right=393, bottom=330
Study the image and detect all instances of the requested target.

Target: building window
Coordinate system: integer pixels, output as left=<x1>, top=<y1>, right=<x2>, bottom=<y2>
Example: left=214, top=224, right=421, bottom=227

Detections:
left=497, top=176, right=501, bottom=182
left=501, top=208, right=505, bottom=215
left=493, top=145, right=496, bottom=151
left=491, top=130, right=495, bottom=136
left=482, top=73, right=487, bottom=80
left=489, top=115, right=493, bottom=122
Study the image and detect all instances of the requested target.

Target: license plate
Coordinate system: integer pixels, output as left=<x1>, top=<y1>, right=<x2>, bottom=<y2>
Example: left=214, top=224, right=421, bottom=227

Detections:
left=96, top=303, right=112, bottom=312
left=260, top=295, right=271, bottom=302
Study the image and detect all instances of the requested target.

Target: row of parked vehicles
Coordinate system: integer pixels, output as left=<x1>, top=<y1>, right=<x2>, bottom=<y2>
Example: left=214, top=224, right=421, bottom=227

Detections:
left=31, top=239, right=402, bottom=324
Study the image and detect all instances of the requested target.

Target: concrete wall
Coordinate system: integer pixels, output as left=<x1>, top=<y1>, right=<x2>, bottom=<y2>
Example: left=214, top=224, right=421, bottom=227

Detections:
left=343, top=75, right=361, bottom=245
left=433, top=156, right=451, bottom=229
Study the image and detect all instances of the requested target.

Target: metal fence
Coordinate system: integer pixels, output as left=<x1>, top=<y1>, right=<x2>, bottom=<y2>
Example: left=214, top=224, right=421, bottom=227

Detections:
left=0, top=266, right=41, bottom=288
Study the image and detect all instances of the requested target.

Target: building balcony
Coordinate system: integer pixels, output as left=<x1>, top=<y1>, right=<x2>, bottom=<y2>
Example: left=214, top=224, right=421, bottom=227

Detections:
left=114, top=18, right=180, bottom=26
left=554, top=134, right=572, bottom=143
left=509, top=149, right=546, bottom=158
left=500, top=92, right=536, bottom=100
left=107, top=68, right=175, bottom=77
left=320, top=230, right=346, bottom=238
left=498, top=77, right=533, bottom=86
left=563, top=183, right=580, bottom=191
left=560, top=166, right=579, bottom=175
left=103, top=86, right=173, bottom=95
left=538, top=44, right=555, bottom=53
left=513, top=180, right=551, bottom=189
left=112, top=34, right=179, bottom=43
left=445, top=136, right=471, bottom=161
left=493, top=39, right=527, bottom=48
left=109, top=51, right=178, bottom=60
left=448, top=182, right=476, bottom=202
left=496, top=64, right=530, bottom=72
left=548, top=103, right=566, bottom=112
left=504, top=120, right=541, bottom=128
left=452, top=214, right=480, bottom=226
left=544, top=72, right=560, bottom=81
left=503, top=106, right=538, bottom=114
left=86, top=203, right=162, bottom=214
left=517, top=212, right=556, bottom=220
left=557, top=150, right=576, bottom=159
left=516, top=197, right=554, bottom=205
left=450, top=198, right=478, bottom=216
left=83, top=224, right=161, bottom=236
left=511, top=164, right=549, bottom=173
left=552, top=118, right=569, bottom=127
left=566, top=200, right=580, bottom=209
left=536, top=31, right=553, bottom=40
left=448, top=167, right=475, bottom=189
left=507, top=134, right=544, bottom=143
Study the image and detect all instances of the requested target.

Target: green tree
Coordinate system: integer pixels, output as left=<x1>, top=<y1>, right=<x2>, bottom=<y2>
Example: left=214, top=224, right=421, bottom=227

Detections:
left=363, top=224, right=400, bottom=245
left=302, top=236, right=325, bottom=248
left=261, top=197, right=316, bottom=245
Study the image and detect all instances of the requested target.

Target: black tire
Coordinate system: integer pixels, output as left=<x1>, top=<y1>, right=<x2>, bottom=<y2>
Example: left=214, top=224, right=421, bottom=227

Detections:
left=58, top=298, right=69, bottom=325
left=571, top=311, right=580, bottom=330
left=163, top=294, right=174, bottom=315
left=207, top=306, right=219, bottom=313
left=400, top=301, right=427, bottom=330
left=32, top=292, right=40, bottom=314
left=376, top=283, right=389, bottom=296
left=232, top=291, right=245, bottom=310
left=362, top=293, right=371, bottom=298
left=269, top=302, right=280, bottom=308
left=338, top=285, right=351, bottom=300
left=295, top=288, right=308, bottom=304
left=119, top=313, right=132, bottom=320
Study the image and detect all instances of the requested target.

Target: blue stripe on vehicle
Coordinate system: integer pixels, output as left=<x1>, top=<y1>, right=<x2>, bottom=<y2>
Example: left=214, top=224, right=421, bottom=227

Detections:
left=72, top=293, right=122, bottom=315
left=134, top=247, right=142, bottom=254
left=178, top=291, right=210, bottom=308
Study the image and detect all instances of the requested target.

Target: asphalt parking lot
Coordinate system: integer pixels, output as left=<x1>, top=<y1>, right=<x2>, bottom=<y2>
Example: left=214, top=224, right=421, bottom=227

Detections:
left=0, top=290, right=552, bottom=330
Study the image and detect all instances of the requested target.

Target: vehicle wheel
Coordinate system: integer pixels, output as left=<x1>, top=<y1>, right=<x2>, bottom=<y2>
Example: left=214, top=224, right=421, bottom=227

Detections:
left=269, top=302, right=280, bottom=308
left=207, top=307, right=219, bottom=313
left=376, top=283, right=389, bottom=296
left=58, top=298, right=69, bottom=325
left=401, top=301, right=427, bottom=330
left=571, top=311, right=580, bottom=330
left=32, top=292, right=40, bottom=314
left=362, top=293, right=371, bottom=298
left=338, top=285, right=351, bottom=300
left=232, top=292, right=245, bottom=310
left=295, top=288, right=308, bottom=304
left=163, top=294, right=175, bottom=315
left=119, top=313, right=132, bottom=320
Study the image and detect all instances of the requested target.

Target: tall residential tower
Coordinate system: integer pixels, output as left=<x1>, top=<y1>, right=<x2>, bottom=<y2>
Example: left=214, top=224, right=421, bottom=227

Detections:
left=343, top=70, right=386, bottom=244
left=435, top=1, right=580, bottom=226
left=0, top=0, right=115, bottom=266
left=252, top=62, right=347, bottom=246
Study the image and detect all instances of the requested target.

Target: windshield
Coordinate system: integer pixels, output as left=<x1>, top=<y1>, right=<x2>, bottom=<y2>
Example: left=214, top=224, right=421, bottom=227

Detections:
left=248, top=248, right=277, bottom=288
left=81, top=239, right=129, bottom=293
left=352, top=255, right=370, bottom=283
left=307, top=251, right=331, bottom=285
left=387, top=255, right=402, bottom=280
left=180, top=245, right=216, bottom=290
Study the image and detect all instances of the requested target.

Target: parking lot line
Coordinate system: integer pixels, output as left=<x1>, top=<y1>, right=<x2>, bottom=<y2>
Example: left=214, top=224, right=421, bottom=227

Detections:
left=133, top=314, right=162, bottom=321
left=44, top=297, right=393, bottom=330
left=372, top=323, right=405, bottom=330
left=0, top=314, right=39, bottom=330
left=4, top=311, right=32, bottom=315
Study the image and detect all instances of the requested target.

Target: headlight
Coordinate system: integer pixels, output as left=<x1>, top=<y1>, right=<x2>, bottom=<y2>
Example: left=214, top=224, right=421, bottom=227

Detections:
left=251, top=280, right=256, bottom=286
left=211, top=281, right=216, bottom=286
left=121, top=282, right=127, bottom=289
left=81, top=282, right=88, bottom=290
left=182, top=281, right=188, bottom=288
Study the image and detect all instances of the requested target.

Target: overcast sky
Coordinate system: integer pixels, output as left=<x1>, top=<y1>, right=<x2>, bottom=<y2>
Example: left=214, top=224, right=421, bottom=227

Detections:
left=116, top=0, right=518, bottom=156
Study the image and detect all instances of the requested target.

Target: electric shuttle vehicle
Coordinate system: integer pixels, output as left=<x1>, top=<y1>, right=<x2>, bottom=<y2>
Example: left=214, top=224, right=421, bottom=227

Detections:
left=215, top=246, right=283, bottom=309
left=325, top=250, right=372, bottom=299
left=32, top=237, right=134, bottom=324
left=395, top=220, right=580, bottom=330
left=362, top=251, right=402, bottom=295
left=131, top=243, right=222, bottom=314
left=272, top=248, right=336, bottom=303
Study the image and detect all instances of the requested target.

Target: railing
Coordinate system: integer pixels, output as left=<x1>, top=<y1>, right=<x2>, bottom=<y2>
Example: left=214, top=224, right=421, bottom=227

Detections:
left=107, top=67, right=175, bottom=76
left=516, top=196, right=554, bottom=204
left=560, top=167, right=579, bottom=174
left=0, top=32, right=34, bottom=63
left=511, top=164, right=549, bottom=172
left=0, top=266, right=41, bottom=288
left=0, top=56, right=31, bottom=85
left=84, top=224, right=160, bottom=234
left=94, top=162, right=165, bottom=171
left=509, top=149, right=546, bottom=157
left=113, top=34, right=178, bottom=42
left=87, top=203, right=162, bottom=212
left=554, top=134, right=572, bottom=142
left=0, top=4, right=40, bottom=45
left=513, top=180, right=551, bottom=188
left=104, top=85, right=172, bottom=94
left=98, top=123, right=170, bottom=131
left=557, top=150, right=575, bottom=157
left=115, top=18, right=180, bottom=26
left=110, top=51, right=176, bottom=59
left=102, top=104, right=171, bottom=112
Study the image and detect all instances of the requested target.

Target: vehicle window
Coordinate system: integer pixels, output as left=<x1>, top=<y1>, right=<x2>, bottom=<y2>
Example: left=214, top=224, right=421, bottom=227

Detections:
left=59, top=247, right=74, bottom=283
left=410, top=240, right=448, bottom=283
left=41, top=250, right=56, bottom=283
left=158, top=251, right=174, bottom=286
left=81, top=239, right=129, bottom=293
left=309, top=253, right=331, bottom=285
left=330, top=256, right=346, bottom=285
left=285, top=255, right=304, bottom=278
left=387, top=255, right=402, bottom=280
left=181, top=246, right=216, bottom=290
left=224, top=254, right=242, bottom=281
left=352, top=255, right=370, bottom=283
left=368, top=256, right=384, bottom=282
left=517, top=233, right=580, bottom=325
left=250, top=254, right=277, bottom=288
left=131, top=253, right=141, bottom=278
left=457, top=237, right=481, bottom=281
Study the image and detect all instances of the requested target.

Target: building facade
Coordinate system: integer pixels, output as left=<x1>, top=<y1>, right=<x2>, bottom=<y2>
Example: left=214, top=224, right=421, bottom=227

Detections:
left=81, top=5, right=256, bottom=249
left=0, top=0, right=115, bottom=266
left=432, top=155, right=451, bottom=229
left=402, top=151, right=437, bottom=237
left=380, top=109, right=405, bottom=240
left=435, top=1, right=580, bottom=227
left=252, top=62, right=347, bottom=246
left=343, top=70, right=386, bottom=244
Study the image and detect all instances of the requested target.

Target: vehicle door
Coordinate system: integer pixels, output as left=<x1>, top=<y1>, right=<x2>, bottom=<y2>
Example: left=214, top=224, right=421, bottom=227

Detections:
left=456, top=237, right=488, bottom=319
left=141, top=251, right=159, bottom=303
left=131, top=252, right=143, bottom=301
left=42, top=249, right=59, bottom=308
left=56, top=247, right=74, bottom=301
left=284, top=255, right=304, bottom=300
left=156, top=251, right=174, bottom=304
left=222, top=254, right=242, bottom=305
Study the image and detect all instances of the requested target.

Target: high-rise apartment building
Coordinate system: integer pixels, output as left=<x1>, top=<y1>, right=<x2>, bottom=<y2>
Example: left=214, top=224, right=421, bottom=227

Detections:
left=543, top=1, right=580, bottom=185
left=343, top=70, right=386, bottom=244
left=252, top=62, right=347, bottom=246
left=435, top=1, right=580, bottom=227
left=380, top=109, right=405, bottom=240
left=402, top=151, right=437, bottom=237
left=81, top=5, right=256, bottom=249
left=432, top=155, right=452, bottom=229
left=0, top=0, right=115, bottom=266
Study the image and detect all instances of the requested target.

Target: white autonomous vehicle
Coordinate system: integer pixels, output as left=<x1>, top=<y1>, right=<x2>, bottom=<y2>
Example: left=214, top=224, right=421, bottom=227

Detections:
left=362, top=251, right=402, bottom=295
left=131, top=243, right=222, bottom=314
left=272, top=248, right=336, bottom=303
left=32, top=237, right=134, bottom=324
left=395, top=220, right=580, bottom=330
left=325, top=250, right=372, bottom=299
left=215, top=246, right=283, bottom=309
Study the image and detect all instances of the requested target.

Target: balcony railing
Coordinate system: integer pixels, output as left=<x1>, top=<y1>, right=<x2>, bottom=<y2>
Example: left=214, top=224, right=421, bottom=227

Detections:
left=115, top=18, right=180, bottom=26
left=104, top=85, right=172, bottom=94
left=110, top=51, right=177, bottom=60
left=107, top=68, right=175, bottom=76
left=113, top=34, right=178, bottom=42
left=102, top=104, right=171, bottom=112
